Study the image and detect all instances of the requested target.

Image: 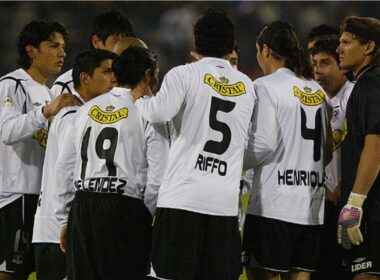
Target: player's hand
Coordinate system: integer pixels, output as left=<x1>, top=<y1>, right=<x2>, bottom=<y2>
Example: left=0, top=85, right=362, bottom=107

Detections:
left=60, top=225, right=68, bottom=253
left=43, top=93, right=83, bottom=119
left=337, top=192, right=366, bottom=249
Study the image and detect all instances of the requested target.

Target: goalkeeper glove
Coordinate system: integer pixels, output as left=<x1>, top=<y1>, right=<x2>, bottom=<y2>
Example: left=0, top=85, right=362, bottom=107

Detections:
left=337, top=192, right=366, bottom=249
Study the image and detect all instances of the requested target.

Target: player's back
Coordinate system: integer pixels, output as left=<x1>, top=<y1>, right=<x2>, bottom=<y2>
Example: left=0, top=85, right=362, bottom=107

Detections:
left=247, top=67, right=330, bottom=225
left=158, top=57, right=256, bottom=216
left=72, top=88, right=146, bottom=199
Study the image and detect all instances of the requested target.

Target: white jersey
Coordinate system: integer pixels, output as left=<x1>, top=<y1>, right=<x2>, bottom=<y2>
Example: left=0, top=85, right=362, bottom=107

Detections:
left=55, top=88, right=169, bottom=225
left=0, top=69, right=51, bottom=208
left=245, top=68, right=331, bottom=225
left=136, top=57, right=256, bottom=216
left=50, top=69, right=73, bottom=97
left=33, top=91, right=83, bottom=243
left=324, top=81, right=353, bottom=192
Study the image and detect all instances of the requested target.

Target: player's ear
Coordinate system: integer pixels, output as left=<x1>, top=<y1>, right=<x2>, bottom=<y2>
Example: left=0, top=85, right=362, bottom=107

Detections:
left=91, top=35, right=103, bottom=49
left=365, top=40, right=376, bottom=55
left=26, top=45, right=37, bottom=59
left=144, top=69, right=151, bottom=83
left=80, top=72, right=90, bottom=87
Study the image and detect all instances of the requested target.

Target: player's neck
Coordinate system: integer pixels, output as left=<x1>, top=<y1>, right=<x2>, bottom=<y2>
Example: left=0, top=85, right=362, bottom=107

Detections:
left=25, top=66, right=49, bottom=84
left=328, top=76, right=347, bottom=99
left=265, top=60, right=285, bottom=75
left=76, top=89, right=93, bottom=102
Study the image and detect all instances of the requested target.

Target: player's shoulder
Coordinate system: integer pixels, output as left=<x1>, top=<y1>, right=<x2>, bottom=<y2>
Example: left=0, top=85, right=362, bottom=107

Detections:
left=53, top=69, right=73, bottom=84
left=0, top=69, right=29, bottom=84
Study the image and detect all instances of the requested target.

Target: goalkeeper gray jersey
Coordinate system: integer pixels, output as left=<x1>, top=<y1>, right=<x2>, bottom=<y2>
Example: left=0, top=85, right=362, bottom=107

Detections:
left=0, top=69, right=51, bottom=208
left=245, top=68, right=331, bottom=225
left=136, top=57, right=256, bottom=216
left=55, top=88, right=169, bottom=225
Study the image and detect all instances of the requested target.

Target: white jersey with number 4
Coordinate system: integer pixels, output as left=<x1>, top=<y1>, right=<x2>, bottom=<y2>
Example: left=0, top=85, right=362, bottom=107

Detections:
left=136, top=57, right=256, bottom=216
left=324, top=80, right=353, bottom=192
left=245, top=68, right=331, bottom=225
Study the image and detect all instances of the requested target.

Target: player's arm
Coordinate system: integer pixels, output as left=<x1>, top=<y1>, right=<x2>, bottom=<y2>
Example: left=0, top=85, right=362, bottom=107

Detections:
left=352, top=134, right=380, bottom=195
left=243, top=82, right=277, bottom=169
left=0, top=80, right=47, bottom=144
left=54, top=112, right=78, bottom=228
left=134, top=68, right=187, bottom=124
left=143, top=122, right=170, bottom=215
left=338, top=76, right=380, bottom=247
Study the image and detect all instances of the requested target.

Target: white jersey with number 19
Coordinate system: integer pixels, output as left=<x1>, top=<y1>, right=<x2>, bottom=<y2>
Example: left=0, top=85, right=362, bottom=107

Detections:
left=55, top=88, right=169, bottom=225
left=136, top=57, right=256, bottom=216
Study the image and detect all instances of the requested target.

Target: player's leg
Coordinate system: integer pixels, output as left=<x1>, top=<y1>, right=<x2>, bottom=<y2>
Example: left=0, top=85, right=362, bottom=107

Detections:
left=243, top=215, right=291, bottom=280
left=288, top=224, right=322, bottom=280
left=35, top=243, right=66, bottom=280
left=0, top=195, right=37, bottom=280
left=149, top=208, right=205, bottom=280
left=199, top=214, right=241, bottom=280
left=348, top=213, right=380, bottom=280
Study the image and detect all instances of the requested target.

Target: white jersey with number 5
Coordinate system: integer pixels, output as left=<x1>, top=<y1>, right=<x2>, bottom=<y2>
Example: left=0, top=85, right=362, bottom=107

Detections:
left=245, top=68, right=332, bottom=225
left=136, top=57, right=256, bottom=216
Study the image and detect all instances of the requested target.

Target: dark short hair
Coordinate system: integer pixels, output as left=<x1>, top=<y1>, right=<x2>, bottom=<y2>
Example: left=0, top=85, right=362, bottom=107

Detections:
left=310, top=39, right=340, bottom=64
left=194, top=9, right=235, bottom=58
left=17, top=20, right=68, bottom=69
left=112, top=46, right=157, bottom=87
left=257, top=21, right=312, bottom=79
left=341, top=16, right=380, bottom=67
left=307, top=24, right=340, bottom=43
left=90, top=9, right=135, bottom=48
left=72, top=49, right=117, bottom=89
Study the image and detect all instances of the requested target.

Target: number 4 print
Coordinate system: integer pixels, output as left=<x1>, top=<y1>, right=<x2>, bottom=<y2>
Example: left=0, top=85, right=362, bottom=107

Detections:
left=300, top=107, right=322, bottom=162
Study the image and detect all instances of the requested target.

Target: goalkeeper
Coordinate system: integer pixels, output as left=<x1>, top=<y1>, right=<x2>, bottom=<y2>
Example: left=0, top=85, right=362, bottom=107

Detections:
left=337, top=16, right=380, bottom=278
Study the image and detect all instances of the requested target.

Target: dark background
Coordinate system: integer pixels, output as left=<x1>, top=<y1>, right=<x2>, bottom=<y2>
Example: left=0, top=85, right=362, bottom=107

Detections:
left=0, top=1, right=378, bottom=85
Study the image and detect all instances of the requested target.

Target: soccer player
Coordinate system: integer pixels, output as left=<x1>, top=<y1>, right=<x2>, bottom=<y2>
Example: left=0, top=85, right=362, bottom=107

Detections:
left=51, top=9, right=136, bottom=96
left=0, top=20, right=81, bottom=280
left=133, top=9, right=256, bottom=280
left=310, top=38, right=353, bottom=280
left=55, top=46, right=169, bottom=279
left=336, top=16, right=380, bottom=280
left=242, top=21, right=332, bottom=280
left=32, top=49, right=117, bottom=280
left=307, top=24, right=340, bottom=53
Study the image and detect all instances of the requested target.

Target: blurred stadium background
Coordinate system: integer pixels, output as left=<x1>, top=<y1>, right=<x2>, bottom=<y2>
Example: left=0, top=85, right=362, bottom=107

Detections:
left=0, top=1, right=379, bottom=85
left=0, top=1, right=373, bottom=279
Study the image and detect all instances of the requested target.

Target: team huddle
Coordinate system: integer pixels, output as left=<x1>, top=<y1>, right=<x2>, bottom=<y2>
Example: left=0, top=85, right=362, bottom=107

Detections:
left=0, top=7, right=379, bottom=280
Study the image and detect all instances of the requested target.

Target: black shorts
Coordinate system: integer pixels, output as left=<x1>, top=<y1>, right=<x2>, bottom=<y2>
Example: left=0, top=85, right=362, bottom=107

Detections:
left=67, top=191, right=152, bottom=280
left=343, top=211, right=380, bottom=276
left=149, top=208, right=241, bottom=280
left=35, top=243, right=66, bottom=280
left=242, top=215, right=322, bottom=273
left=0, top=195, right=38, bottom=275
left=311, top=201, right=348, bottom=280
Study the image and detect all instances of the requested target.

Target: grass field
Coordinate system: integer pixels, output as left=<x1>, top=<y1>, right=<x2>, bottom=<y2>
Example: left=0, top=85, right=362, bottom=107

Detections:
left=28, top=194, right=251, bottom=280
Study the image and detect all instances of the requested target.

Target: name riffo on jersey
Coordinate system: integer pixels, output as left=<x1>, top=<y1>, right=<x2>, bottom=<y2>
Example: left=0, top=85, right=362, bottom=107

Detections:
left=195, top=153, right=227, bottom=176
left=293, top=86, right=325, bottom=106
left=88, top=105, right=128, bottom=124
left=204, top=74, right=246, bottom=97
